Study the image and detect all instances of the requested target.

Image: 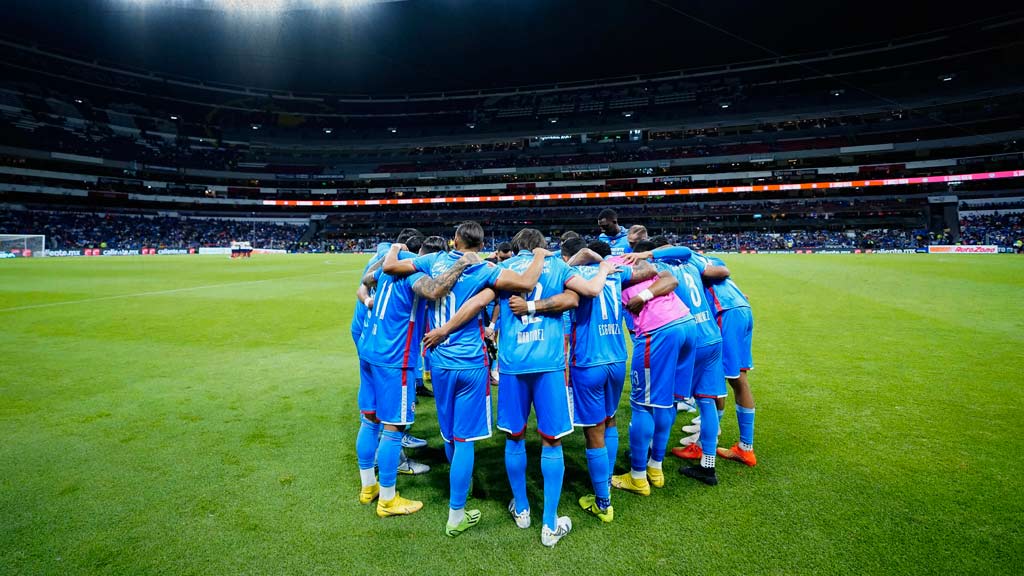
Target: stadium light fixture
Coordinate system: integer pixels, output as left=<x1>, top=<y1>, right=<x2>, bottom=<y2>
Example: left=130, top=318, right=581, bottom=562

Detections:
left=170, top=115, right=179, bottom=120
left=939, top=73, right=956, bottom=82
left=466, top=123, right=476, bottom=129
left=323, top=127, right=333, bottom=134
left=720, top=102, right=731, bottom=109
left=251, top=123, right=261, bottom=130
left=622, top=111, right=633, bottom=118
left=549, top=117, right=559, bottom=124
left=74, top=98, right=83, bottom=104
left=830, top=89, right=844, bottom=97
left=388, top=127, right=398, bottom=133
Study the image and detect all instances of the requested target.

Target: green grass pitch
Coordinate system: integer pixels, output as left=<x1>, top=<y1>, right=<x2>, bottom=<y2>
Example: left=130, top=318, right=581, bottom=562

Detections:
left=1, top=253, right=1022, bottom=575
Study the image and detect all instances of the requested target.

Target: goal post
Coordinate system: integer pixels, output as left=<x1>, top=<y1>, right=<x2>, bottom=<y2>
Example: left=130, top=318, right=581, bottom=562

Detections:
left=0, top=234, right=46, bottom=258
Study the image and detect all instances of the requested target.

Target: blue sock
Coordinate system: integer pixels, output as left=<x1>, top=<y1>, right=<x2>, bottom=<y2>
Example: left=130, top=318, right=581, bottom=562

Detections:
left=356, top=416, right=381, bottom=470
left=698, top=397, right=720, bottom=457
left=505, top=439, right=529, bottom=513
left=604, top=425, right=619, bottom=478
left=585, top=448, right=610, bottom=508
left=444, top=440, right=454, bottom=463
left=378, top=429, right=404, bottom=489
left=449, top=441, right=474, bottom=511
left=651, top=407, right=676, bottom=463
left=628, top=406, right=654, bottom=472
left=736, top=405, right=755, bottom=448
left=717, top=408, right=725, bottom=423
left=540, top=445, right=564, bottom=532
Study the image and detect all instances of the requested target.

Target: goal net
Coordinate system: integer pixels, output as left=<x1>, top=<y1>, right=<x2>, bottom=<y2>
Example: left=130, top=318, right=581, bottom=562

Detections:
left=0, top=234, right=46, bottom=258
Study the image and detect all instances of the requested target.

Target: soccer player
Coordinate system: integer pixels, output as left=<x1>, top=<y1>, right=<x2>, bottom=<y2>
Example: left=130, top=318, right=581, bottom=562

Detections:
left=351, top=229, right=423, bottom=345
left=557, top=238, right=656, bottom=520
left=485, top=241, right=513, bottom=263
left=700, top=254, right=758, bottom=467
left=383, top=221, right=549, bottom=538
left=597, top=209, right=630, bottom=255
left=623, top=242, right=730, bottom=485
left=610, top=240, right=697, bottom=496
left=354, top=236, right=474, bottom=518
left=627, top=225, right=648, bottom=251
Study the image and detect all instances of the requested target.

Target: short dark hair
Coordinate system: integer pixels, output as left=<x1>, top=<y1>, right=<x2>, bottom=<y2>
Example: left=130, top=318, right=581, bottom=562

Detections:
left=396, top=228, right=424, bottom=253
left=496, top=241, right=513, bottom=253
left=597, top=208, right=618, bottom=222
left=420, top=236, right=447, bottom=255
left=633, top=240, right=658, bottom=252
left=649, top=235, right=670, bottom=248
left=561, top=237, right=587, bottom=259
left=511, top=228, right=546, bottom=252
left=560, top=230, right=580, bottom=242
left=587, top=240, right=612, bottom=258
left=455, top=221, right=485, bottom=250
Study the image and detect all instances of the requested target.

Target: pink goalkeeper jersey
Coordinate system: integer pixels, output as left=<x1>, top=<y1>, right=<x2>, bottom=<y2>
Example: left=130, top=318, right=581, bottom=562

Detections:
left=613, top=257, right=690, bottom=335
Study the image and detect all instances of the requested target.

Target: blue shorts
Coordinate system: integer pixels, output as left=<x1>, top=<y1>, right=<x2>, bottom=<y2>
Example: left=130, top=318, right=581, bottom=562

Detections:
left=719, top=307, right=754, bottom=378
left=632, top=319, right=697, bottom=409
left=497, top=370, right=574, bottom=440
left=358, top=360, right=416, bottom=426
left=432, top=367, right=492, bottom=443
left=422, top=348, right=431, bottom=373
left=570, top=362, right=627, bottom=426
left=682, top=341, right=728, bottom=399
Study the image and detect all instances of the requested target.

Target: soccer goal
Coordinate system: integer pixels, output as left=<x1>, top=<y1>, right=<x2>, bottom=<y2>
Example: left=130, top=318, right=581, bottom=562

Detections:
left=0, top=234, right=46, bottom=257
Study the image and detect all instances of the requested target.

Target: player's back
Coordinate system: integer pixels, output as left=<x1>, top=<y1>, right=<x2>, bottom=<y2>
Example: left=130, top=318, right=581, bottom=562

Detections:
left=497, top=252, right=577, bottom=374
left=570, top=263, right=627, bottom=367
left=666, top=261, right=722, bottom=347
left=415, top=250, right=500, bottom=370
left=358, top=270, right=426, bottom=369
left=350, top=243, right=392, bottom=338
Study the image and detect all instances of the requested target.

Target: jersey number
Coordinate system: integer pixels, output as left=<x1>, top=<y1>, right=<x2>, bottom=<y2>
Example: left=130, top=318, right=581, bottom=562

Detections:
left=520, top=283, right=543, bottom=325
left=683, top=272, right=702, bottom=308
left=597, top=280, right=621, bottom=321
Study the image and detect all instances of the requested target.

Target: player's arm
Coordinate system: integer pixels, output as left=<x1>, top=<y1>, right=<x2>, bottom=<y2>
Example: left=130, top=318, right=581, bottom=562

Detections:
left=492, top=247, right=552, bottom=292
left=564, top=260, right=618, bottom=297
left=381, top=243, right=418, bottom=277
left=509, top=289, right=579, bottom=316
left=627, top=259, right=657, bottom=283
left=356, top=283, right=373, bottom=310
left=625, top=271, right=678, bottom=315
left=566, top=248, right=602, bottom=267
left=423, top=288, right=497, bottom=349
left=702, top=264, right=731, bottom=282
left=485, top=304, right=499, bottom=340
left=412, top=251, right=481, bottom=301
left=361, top=257, right=385, bottom=287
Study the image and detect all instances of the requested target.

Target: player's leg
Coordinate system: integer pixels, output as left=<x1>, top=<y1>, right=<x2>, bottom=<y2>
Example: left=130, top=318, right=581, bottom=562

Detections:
left=534, top=370, right=574, bottom=546
left=445, top=367, right=491, bottom=537
left=497, top=372, right=532, bottom=527
left=613, top=331, right=658, bottom=496
left=720, top=308, right=757, bottom=466
left=571, top=365, right=612, bottom=522
left=604, top=362, right=627, bottom=479
left=680, top=342, right=726, bottom=485
left=356, top=360, right=381, bottom=503
left=375, top=368, right=422, bottom=517
left=649, top=322, right=691, bottom=488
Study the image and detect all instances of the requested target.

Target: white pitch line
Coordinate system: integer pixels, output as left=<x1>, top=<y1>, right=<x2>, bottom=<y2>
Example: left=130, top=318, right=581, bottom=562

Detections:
left=0, top=269, right=358, bottom=313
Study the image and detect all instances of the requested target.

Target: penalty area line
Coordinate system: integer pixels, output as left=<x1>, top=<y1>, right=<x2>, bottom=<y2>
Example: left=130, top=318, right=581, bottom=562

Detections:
left=0, top=269, right=358, bottom=313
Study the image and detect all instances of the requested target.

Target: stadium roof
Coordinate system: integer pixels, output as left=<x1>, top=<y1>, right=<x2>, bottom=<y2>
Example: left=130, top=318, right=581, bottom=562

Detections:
left=3, top=0, right=1022, bottom=95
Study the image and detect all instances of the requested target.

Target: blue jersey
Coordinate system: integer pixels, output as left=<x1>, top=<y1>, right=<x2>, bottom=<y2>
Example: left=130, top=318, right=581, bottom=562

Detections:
left=413, top=250, right=502, bottom=371
left=692, top=254, right=750, bottom=314
left=569, top=263, right=633, bottom=367
left=599, top=227, right=630, bottom=256
left=350, top=243, right=392, bottom=339
left=496, top=251, right=579, bottom=374
left=662, top=261, right=722, bottom=347
left=357, top=268, right=427, bottom=369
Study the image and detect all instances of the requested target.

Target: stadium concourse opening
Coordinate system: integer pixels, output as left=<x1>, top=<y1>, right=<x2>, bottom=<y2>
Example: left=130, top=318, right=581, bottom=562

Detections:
left=1, top=1, right=1022, bottom=574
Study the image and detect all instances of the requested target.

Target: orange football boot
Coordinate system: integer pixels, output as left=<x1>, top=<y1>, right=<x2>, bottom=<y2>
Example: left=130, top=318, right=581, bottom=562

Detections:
left=671, top=444, right=702, bottom=460
left=717, top=443, right=757, bottom=467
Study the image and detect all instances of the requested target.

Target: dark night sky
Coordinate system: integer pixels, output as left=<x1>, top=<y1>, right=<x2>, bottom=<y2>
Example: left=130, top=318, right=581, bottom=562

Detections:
left=4, top=0, right=1021, bottom=95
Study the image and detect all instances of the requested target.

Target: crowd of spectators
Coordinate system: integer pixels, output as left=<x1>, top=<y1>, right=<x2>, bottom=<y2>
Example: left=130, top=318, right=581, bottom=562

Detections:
left=0, top=210, right=304, bottom=251
left=958, top=213, right=1024, bottom=246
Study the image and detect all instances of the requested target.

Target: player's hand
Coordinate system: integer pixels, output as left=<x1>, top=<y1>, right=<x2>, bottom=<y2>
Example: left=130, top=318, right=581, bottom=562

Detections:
left=598, top=260, right=621, bottom=275
left=620, top=251, right=652, bottom=265
left=532, top=247, right=553, bottom=258
left=484, top=326, right=496, bottom=340
left=625, top=295, right=646, bottom=315
left=422, top=327, right=449, bottom=349
left=392, top=243, right=408, bottom=253
left=460, top=251, right=483, bottom=265
left=364, top=295, right=374, bottom=310
left=509, top=295, right=530, bottom=316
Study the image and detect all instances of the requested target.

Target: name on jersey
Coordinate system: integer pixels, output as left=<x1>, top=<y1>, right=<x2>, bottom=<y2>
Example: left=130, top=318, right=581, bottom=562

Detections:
left=693, top=311, right=712, bottom=324
left=598, top=323, right=622, bottom=336
left=517, top=329, right=545, bottom=344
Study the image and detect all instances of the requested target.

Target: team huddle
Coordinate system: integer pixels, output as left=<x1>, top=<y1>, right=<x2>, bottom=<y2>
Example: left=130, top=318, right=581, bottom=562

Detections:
left=350, top=209, right=757, bottom=547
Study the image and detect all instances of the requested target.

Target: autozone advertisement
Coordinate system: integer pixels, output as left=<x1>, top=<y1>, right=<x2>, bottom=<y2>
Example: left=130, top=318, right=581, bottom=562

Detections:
left=927, top=245, right=999, bottom=254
